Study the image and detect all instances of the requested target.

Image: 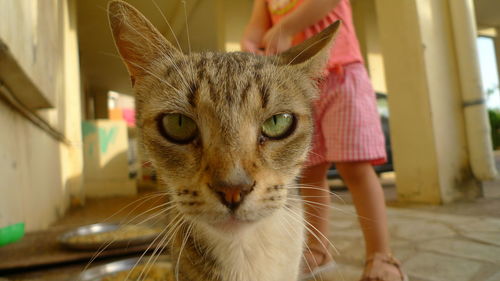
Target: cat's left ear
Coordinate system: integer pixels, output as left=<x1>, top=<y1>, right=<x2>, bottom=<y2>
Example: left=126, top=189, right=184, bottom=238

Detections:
left=277, top=21, right=341, bottom=78
left=108, top=0, right=182, bottom=86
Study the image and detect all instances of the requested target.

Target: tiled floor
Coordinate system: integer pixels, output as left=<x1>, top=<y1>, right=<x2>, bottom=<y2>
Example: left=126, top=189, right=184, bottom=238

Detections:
left=5, top=160, right=500, bottom=281
left=316, top=202, right=500, bottom=281
left=5, top=187, right=500, bottom=281
left=321, top=151, right=500, bottom=281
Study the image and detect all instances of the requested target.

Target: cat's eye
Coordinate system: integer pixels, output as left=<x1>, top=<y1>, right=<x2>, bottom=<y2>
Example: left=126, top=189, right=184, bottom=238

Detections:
left=158, top=113, right=198, bottom=144
left=262, top=113, right=295, bottom=139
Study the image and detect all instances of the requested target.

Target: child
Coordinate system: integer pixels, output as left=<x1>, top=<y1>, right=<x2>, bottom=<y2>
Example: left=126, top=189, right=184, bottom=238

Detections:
left=241, top=1, right=407, bottom=280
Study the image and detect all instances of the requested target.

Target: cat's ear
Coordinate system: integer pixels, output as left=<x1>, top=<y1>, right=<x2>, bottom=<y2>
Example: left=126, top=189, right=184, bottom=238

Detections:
left=108, top=0, right=182, bottom=85
left=277, top=21, right=341, bottom=77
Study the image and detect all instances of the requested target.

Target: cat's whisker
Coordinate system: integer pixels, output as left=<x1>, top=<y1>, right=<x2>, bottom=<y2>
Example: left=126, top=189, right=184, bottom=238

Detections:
left=278, top=214, right=320, bottom=281
left=287, top=196, right=349, bottom=213
left=282, top=207, right=335, bottom=281
left=109, top=9, right=191, bottom=89
left=294, top=195, right=335, bottom=198
left=81, top=200, right=173, bottom=275
left=288, top=197, right=374, bottom=223
left=302, top=243, right=325, bottom=281
left=289, top=191, right=345, bottom=204
left=272, top=32, right=336, bottom=97
left=176, top=222, right=194, bottom=281
left=116, top=195, right=171, bottom=223
left=127, top=59, right=185, bottom=94
left=99, top=191, right=170, bottom=224
left=286, top=32, right=334, bottom=67
left=131, top=203, right=177, bottom=226
left=144, top=222, right=179, bottom=280
left=286, top=187, right=343, bottom=202
left=271, top=24, right=286, bottom=69
left=285, top=183, right=346, bottom=203
left=136, top=215, right=182, bottom=281
left=293, top=203, right=334, bottom=224
left=307, top=150, right=324, bottom=158
left=180, top=0, right=197, bottom=84
left=112, top=200, right=173, bottom=227
left=136, top=228, right=172, bottom=281
left=123, top=212, right=184, bottom=281
left=150, top=0, right=183, bottom=53
left=187, top=215, right=210, bottom=262
left=181, top=1, right=192, bottom=56
left=283, top=217, right=337, bottom=279
left=100, top=49, right=189, bottom=88
left=284, top=205, right=339, bottom=256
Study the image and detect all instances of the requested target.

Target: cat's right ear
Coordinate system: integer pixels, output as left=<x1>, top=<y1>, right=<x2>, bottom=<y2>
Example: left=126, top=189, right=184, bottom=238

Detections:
left=108, top=0, right=182, bottom=86
left=277, top=21, right=341, bottom=78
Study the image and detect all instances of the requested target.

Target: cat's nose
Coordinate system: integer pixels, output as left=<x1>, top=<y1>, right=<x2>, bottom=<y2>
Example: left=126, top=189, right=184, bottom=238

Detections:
left=209, top=180, right=255, bottom=211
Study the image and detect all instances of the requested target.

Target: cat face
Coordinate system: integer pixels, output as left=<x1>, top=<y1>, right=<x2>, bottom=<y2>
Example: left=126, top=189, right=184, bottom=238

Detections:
left=136, top=52, right=314, bottom=228
left=108, top=1, right=339, bottom=231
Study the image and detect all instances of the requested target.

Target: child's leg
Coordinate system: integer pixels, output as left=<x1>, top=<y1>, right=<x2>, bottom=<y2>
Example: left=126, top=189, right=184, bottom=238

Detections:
left=336, top=161, right=405, bottom=280
left=335, top=161, right=390, bottom=256
left=300, top=162, right=333, bottom=270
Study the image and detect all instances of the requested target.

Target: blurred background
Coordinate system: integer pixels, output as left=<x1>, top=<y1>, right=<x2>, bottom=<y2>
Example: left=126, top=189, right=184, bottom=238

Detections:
left=0, top=0, right=499, bottom=280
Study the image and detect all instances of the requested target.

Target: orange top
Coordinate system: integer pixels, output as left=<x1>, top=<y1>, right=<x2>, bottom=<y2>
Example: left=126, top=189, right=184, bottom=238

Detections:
left=266, top=0, right=364, bottom=70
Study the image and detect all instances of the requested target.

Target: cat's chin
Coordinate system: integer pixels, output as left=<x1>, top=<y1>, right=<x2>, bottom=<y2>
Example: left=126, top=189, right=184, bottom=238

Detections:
left=210, top=215, right=255, bottom=232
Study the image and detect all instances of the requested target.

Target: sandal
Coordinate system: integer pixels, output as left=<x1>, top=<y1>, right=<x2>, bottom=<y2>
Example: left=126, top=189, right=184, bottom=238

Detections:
left=300, top=244, right=337, bottom=280
left=360, top=252, right=409, bottom=281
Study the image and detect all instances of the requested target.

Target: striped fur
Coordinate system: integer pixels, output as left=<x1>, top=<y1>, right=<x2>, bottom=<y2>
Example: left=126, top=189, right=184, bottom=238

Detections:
left=108, top=1, right=339, bottom=280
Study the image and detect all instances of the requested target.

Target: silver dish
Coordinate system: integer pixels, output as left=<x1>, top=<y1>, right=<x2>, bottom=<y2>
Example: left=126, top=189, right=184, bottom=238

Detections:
left=58, top=223, right=161, bottom=251
left=74, top=256, right=171, bottom=281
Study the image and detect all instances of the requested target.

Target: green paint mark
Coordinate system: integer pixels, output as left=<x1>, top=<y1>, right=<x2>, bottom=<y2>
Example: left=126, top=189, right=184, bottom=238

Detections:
left=87, top=142, right=94, bottom=156
left=81, top=122, right=97, bottom=137
left=0, top=222, right=25, bottom=246
left=99, top=126, right=118, bottom=153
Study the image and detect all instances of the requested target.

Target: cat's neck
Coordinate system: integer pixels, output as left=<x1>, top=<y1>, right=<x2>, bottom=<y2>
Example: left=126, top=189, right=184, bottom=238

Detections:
left=170, top=202, right=305, bottom=281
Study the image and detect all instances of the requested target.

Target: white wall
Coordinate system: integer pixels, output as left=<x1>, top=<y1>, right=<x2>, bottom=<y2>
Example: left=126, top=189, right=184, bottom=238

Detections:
left=0, top=0, right=83, bottom=231
left=0, top=103, right=66, bottom=230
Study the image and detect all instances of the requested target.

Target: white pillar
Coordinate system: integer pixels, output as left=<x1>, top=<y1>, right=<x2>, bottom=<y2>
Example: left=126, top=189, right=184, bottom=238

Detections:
left=61, top=0, right=84, bottom=205
left=351, top=0, right=387, bottom=93
left=495, top=28, right=500, bottom=99
left=376, top=0, right=482, bottom=203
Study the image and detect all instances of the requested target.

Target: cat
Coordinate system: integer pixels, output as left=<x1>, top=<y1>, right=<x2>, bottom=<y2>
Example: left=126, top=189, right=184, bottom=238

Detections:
left=108, top=1, right=339, bottom=280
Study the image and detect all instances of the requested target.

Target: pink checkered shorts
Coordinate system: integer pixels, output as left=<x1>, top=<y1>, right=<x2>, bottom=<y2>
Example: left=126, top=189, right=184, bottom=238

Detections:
left=306, top=63, right=387, bottom=166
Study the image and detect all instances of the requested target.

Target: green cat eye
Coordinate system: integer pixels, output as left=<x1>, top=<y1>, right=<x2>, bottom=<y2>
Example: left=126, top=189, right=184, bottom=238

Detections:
left=262, top=113, right=295, bottom=139
left=159, top=113, right=198, bottom=144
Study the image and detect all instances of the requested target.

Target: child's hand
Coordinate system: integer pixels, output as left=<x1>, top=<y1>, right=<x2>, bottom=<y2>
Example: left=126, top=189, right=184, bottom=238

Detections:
left=241, top=26, right=266, bottom=55
left=262, top=24, right=293, bottom=54
left=241, top=37, right=264, bottom=54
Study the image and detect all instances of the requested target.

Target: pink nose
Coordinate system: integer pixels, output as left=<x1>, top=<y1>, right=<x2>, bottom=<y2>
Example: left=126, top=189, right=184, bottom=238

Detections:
left=220, top=188, right=242, bottom=205
left=209, top=181, right=255, bottom=211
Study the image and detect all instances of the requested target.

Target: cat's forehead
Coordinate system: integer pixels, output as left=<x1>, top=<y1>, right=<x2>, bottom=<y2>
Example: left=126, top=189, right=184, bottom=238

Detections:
left=193, top=51, right=270, bottom=72
left=153, top=51, right=302, bottom=110
left=191, top=52, right=278, bottom=83
left=136, top=50, right=312, bottom=123
left=162, top=51, right=281, bottom=84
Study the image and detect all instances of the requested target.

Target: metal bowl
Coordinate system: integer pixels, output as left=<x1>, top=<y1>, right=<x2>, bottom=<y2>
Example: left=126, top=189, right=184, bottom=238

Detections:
left=58, top=223, right=161, bottom=251
left=74, top=256, right=171, bottom=281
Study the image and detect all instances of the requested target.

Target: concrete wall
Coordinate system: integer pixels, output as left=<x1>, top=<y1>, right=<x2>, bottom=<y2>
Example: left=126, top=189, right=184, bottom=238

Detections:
left=0, top=0, right=62, bottom=108
left=0, top=0, right=83, bottom=231
left=223, top=0, right=253, bottom=52
left=352, top=0, right=387, bottom=94
left=82, top=120, right=135, bottom=198
left=377, top=0, right=481, bottom=203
